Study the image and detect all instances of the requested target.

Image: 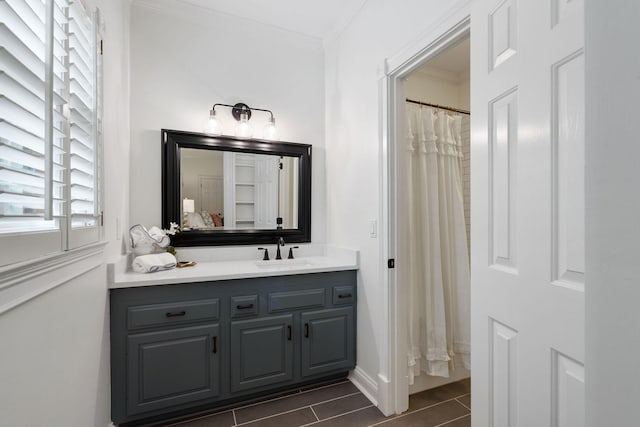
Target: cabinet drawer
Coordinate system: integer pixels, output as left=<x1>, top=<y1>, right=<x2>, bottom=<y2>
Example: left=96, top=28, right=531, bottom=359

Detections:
left=231, top=295, right=258, bottom=318
left=268, top=289, right=325, bottom=313
left=333, top=286, right=354, bottom=305
left=128, top=299, right=220, bottom=330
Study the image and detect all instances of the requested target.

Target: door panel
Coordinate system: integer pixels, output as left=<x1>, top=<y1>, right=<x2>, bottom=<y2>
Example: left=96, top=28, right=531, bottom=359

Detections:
left=490, top=318, right=518, bottom=426
left=230, top=315, right=293, bottom=393
left=489, top=88, right=518, bottom=274
left=254, top=155, right=278, bottom=229
left=126, top=324, right=220, bottom=416
left=301, top=307, right=355, bottom=377
left=199, top=175, right=223, bottom=214
left=551, top=51, right=585, bottom=291
left=471, top=0, right=585, bottom=426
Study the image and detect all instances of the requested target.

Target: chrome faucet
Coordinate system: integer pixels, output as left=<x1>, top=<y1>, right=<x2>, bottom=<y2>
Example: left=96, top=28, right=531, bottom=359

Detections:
left=275, top=237, right=285, bottom=260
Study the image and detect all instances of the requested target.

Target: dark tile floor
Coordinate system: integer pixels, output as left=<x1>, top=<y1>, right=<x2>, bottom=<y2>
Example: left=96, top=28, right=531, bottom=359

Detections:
left=166, top=378, right=470, bottom=427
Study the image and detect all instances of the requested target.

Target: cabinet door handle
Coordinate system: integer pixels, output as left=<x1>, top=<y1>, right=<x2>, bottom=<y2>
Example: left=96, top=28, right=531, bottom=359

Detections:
left=212, top=336, right=217, bottom=354
left=165, top=310, right=186, bottom=318
left=236, top=303, right=254, bottom=310
left=338, top=293, right=352, bottom=299
left=287, top=325, right=292, bottom=341
left=304, top=323, right=309, bottom=338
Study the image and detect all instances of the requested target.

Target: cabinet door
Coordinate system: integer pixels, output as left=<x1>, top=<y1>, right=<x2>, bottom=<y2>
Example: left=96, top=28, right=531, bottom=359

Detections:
left=230, top=314, right=293, bottom=393
left=301, top=307, right=355, bottom=377
left=127, top=323, right=220, bottom=416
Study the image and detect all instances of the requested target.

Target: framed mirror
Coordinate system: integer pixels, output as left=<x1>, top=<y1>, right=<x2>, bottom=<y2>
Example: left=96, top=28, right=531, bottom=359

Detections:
left=162, top=129, right=311, bottom=246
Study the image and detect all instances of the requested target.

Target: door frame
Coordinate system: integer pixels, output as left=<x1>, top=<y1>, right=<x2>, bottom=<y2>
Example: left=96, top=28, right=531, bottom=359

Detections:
left=377, top=3, right=471, bottom=415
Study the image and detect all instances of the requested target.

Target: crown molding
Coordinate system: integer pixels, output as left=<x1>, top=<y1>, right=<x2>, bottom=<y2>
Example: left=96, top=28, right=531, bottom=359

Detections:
left=131, top=0, right=323, bottom=42
left=131, top=0, right=170, bottom=13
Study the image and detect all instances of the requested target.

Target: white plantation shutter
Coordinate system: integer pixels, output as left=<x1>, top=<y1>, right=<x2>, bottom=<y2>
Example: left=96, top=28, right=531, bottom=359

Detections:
left=0, top=0, right=56, bottom=231
left=50, top=0, right=67, bottom=219
left=67, top=0, right=100, bottom=248
left=0, top=0, right=101, bottom=266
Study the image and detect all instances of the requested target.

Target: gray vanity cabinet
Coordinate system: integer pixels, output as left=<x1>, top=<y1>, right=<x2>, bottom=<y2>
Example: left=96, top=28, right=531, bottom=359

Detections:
left=110, top=270, right=356, bottom=426
left=126, top=323, right=221, bottom=416
left=301, top=307, right=354, bottom=377
left=230, top=314, right=294, bottom=393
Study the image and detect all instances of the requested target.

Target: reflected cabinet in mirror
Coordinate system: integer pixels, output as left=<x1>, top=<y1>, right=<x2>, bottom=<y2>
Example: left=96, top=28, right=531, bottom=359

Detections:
left=162, top=129, right=311, bottom=246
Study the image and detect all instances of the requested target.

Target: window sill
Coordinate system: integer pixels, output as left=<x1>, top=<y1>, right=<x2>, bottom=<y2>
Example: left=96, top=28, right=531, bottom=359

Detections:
left=0, top=241, right=108, bottom=315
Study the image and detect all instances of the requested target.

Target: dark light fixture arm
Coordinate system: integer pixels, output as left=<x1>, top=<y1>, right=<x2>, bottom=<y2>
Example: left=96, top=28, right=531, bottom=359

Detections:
left=211, top=102, right=274, bottom=122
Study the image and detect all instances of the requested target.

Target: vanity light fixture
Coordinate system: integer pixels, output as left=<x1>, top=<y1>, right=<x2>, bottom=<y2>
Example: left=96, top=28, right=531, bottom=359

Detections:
left=263, top=115, right=278, bottom=141
left=235, top=108, right=253, bottom=138
left=207, top=109, right=223, bottom=135
left=207, top=102, right=278, bottom=140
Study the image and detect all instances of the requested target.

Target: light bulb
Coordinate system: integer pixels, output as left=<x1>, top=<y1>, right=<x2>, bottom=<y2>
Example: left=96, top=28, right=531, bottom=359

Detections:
left=235, top=111, right=253, bottom=138
left=207, top=109, right=223, bottom=135
left=263, top=116, right=278, bottom=141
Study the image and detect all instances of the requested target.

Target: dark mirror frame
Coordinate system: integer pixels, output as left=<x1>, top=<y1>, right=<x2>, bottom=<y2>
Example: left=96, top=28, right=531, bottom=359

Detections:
left=162, top=129, right=312, bottom=246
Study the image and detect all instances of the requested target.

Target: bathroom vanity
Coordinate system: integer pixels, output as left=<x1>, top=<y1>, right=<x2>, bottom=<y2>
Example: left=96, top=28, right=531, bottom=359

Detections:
left=109, top=131, right=359, bottom=425
left=109, top=250, right=358, bottom=426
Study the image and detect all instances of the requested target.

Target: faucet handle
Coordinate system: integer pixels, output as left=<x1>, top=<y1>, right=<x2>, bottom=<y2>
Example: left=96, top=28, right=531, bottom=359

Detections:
left=287, top=246, right=299, bottom=259
left=258, top=247, right=270, bottom=261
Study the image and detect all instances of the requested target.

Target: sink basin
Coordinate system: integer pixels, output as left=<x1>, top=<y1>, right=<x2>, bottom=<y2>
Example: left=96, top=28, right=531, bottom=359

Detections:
left=254, top=259, right=314, bottom=270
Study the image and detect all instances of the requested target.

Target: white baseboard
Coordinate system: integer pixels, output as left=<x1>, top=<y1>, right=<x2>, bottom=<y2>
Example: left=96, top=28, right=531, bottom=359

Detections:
left=349, top=367, right=397, bottom=417
left=349, top=366, right=378, bottom=406
left=376, top=373, right=394, bottom=416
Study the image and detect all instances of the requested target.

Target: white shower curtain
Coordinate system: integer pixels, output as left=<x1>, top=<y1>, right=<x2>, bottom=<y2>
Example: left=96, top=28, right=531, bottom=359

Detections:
left=406, top=104, right=470, bottom=381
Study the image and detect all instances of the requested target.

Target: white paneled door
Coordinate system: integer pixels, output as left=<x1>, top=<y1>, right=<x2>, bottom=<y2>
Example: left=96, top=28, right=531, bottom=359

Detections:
left=199, top=175, right=223, bottom=214
left=471, top=0, right=585, bottom=426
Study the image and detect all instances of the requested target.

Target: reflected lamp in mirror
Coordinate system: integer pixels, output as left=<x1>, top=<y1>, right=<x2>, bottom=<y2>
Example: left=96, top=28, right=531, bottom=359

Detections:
left=182, top=198, right=195, bottom=230
left=206, top=102, right=278, bottom=141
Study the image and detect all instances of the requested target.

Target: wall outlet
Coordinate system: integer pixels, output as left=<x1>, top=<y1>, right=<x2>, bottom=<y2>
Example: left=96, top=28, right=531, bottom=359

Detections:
left=369, top=220, right=377, bottom=238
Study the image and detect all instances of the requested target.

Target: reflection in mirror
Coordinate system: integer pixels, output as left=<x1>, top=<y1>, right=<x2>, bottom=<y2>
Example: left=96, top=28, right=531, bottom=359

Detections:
left=180, top=148, right=299, bottom=231
left=162, top=129, right=311, bottom=246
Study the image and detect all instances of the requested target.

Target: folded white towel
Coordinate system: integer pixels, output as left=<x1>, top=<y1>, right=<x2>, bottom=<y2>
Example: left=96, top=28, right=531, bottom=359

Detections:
left=132, top=253, right=177, bottom=273
left=147, top=226, right=170, bottom=248
left=130, top=224, right=172, bottom=256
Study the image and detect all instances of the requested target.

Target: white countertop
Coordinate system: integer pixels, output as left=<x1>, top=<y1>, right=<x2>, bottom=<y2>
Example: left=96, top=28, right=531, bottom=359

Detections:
left=108, top=245, right=358, bottom=289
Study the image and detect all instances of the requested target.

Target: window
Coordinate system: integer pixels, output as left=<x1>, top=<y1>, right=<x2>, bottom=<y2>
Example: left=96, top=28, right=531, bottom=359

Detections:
left=0, top=0, right=102, bottom=267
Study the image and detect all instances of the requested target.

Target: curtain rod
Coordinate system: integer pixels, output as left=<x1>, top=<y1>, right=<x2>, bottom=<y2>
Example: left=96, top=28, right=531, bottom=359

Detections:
left=406, top=98, right=470, bottom=116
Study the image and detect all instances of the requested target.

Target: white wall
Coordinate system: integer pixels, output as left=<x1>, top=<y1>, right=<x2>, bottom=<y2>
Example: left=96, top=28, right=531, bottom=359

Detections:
left=103, top=0, right=132, bottom=258
left=0, top=266, right=111, bottom=427
left=0, top=0, right=130, bottom=425
left=129, top=0, right=326, bottom=243
left=324, top=0, right=470, bottom=403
